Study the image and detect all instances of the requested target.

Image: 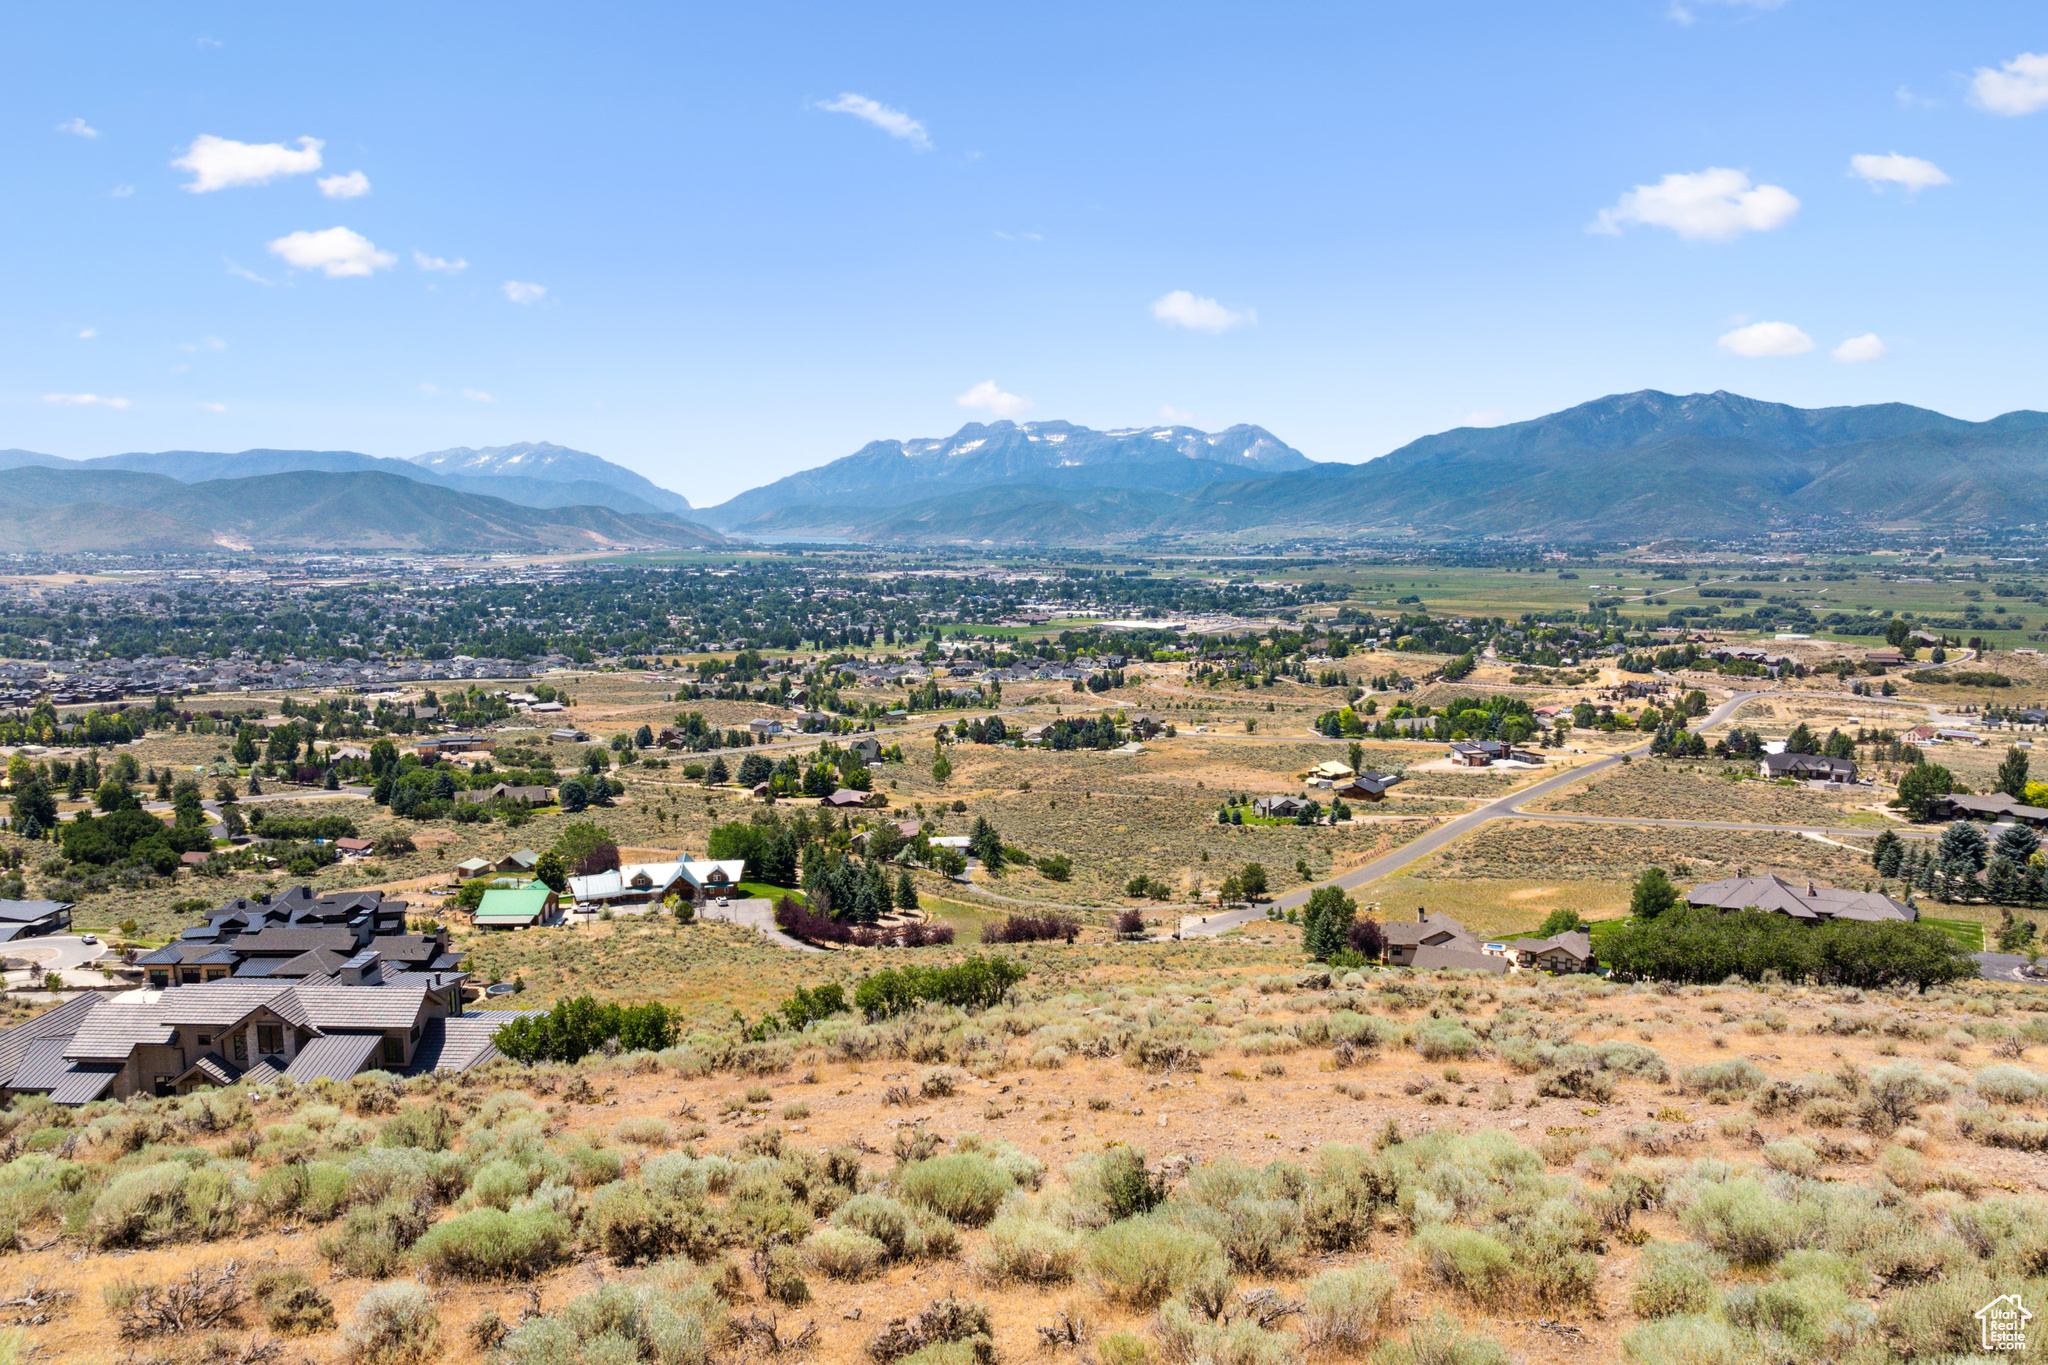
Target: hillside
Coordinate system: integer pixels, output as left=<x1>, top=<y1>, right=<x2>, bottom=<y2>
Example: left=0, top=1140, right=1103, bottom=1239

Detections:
left=698, top=420, right=1311, bottom=533
left=0, top=466, right=726, bottom=553
left=707, top=391, right=2048, bottom=543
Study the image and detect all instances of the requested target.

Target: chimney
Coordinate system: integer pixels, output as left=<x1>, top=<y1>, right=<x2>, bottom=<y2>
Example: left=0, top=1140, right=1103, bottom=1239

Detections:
left=1806, top=881, right=1816, bottom=897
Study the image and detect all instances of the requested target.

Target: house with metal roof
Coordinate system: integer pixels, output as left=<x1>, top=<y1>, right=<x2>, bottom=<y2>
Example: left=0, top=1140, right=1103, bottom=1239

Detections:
left=567, top=861, right=683, bottom=908
left=474, top=880, right=562, bottom=929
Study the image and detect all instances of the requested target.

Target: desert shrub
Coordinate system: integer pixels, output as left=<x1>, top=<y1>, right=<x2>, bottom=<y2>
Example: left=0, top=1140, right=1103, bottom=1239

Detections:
left=1062, top=1145, right=1167, bottom=1228
left=0, top=1154, right=89, bottom=1247
left=1089, top=1214, right=1229, bottom=1308
left=868, top=1295, right=996, bottom=1365
left=567, top=1144, right=625, bottom=1188
left=1722, top=1271, right=1849, bottom=1355
left=1299, top=1262, right=1398, bottom=1351
left=253, top=1267, right=336, bottom=1336
left=320, top=1197, right=431, bottom=1278
left=1154, top=1300, right=1292, bottom=1365
left=1098, top=1331, right=1151, bottom=1365
left=1370, top=1312, right=1508, bottom=1365
left=1618, top=1314, right=1750, bottom=1365
left=807, top=1225, right=889, bottom=1280
left=1676, top=1176, right=1819, bottom=1265
left=342, top=1281, right=439, bottom=1364
left=347, top=1146, right=470, bottom=1206
left=1171, top=1158, right=1300, bottom=1272
left=1679, top=1060, right=1765, bottom=1095
left=1595, top=1040, right=1671, bottom=1082
left=1628, top=1241, right=1725, bottom=1318
left=584, top=1176, right=721, bottom=1264
left=1761, top=1139, right=1820, bottom=1178
left=972, top=1211, right=1085, bottom=1284
left=899, top=1153, right=1013, bottom=1227
left=468, top=1157, right=537, bottom=1211
left=86, top=1161, right=198, bottom=1248
left=1300, top=1144, right=1391, bottom=1251
left=832, top=1193, right=946, bottom=1261
left=378, top=1105, right=455, bottom=1152
left=1974, top=1064, right=2048, bottom=1105
left=1410, top=1225, right=1515, bottom=1305
left=952, top=1133, right=1047, bottom=1189
left=1535, top=1066, right=1616, bottom=1103
left=412, top=1206, right=572, bottom=1281
left=614, top=1115, right=671, bottom=1146
left=1412, top=1019, right=1479, bottom=1060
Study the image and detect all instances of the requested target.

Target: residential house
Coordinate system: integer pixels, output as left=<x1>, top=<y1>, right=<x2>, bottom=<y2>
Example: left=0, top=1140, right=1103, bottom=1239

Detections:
left=1926, top=793, right=2048, bottom=827
left=847, top=737, right=884, bottom=765
left=415, top=735, right=492, bottom=759
left=454, top=857, right=494, bottom=880
left=1515, top=930, right=1597, bottom=973
left=548, top=727, right=591, bottom=744
left=566, top=861, right=685, bottom=908
left=677, top=859, right=748, bottom=902
left=747, top=718, right=784, bottom=737
left=1864, top=648, right=1905, bottom=666
left=456, top=783, right=555, bottom=806
left=1685, top=873, right=1915, bottom=924
left=494, top=848, right=541, bottom=876
left=1333, top=771, right=1402, bottom=802
left=474, top=880, right=563, bottom=930
left=820, top=788, right=872, bottom=809
left=1253, top=795, right=1308, bottom=819
left=335, top=838, right=374, bottom=859
left=1408, top=944, right=1511, bottom=975
left=1380, top=910, right=1479, bottom=966
left=1758, top=753, right=1858, bottom=783
left=0, top=900, right=74, bottom=943
left=1307, top=761, right=1354, bottom=785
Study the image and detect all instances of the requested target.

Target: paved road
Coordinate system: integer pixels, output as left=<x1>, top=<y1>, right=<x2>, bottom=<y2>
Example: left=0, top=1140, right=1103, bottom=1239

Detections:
left=1183, top=690, right=1765, bottom=936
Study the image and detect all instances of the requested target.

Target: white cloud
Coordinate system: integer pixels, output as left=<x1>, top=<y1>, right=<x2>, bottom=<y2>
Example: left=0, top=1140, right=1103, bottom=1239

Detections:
left=1464, top=409, right=1509, bottom=427
left=266, top=226, right=395, bottom=278
left=816, top=93, right=931, bottom=151
left=1849, top=152, right=1950, bottom=194
left=1159, top=404, right=1195, bottom=424
left=317, top=170, right=371, bottom=199
left=1971, top=51, right=2048, bottom=116
left=994, top=230, right=1044, bottom=242
left=502, top=280, right=546, bottom=304
left=462, top=388, right=495, bottom=403
left=111, top=183, right=134, bottom=198
left=1150, top=290, right=1257, bottom=332
left=180, top=336, right=227, bottom=353
left=1591, top=167, right=1799, bottom=242
left=1833, top=333, right=1888, bottom=363
left=418, top=382, right=441, bottom=396
left=1717, top=320, right=1814, bottom=357
left=956, top=380, right=1032, bottom=417
left=77, top=327, right=95, bottom=340
left=199, top=401, right=228, bottom=413
left=224, top=258, right=272, bottom=285
left=43, top=392, right=129, bottom=409
left=414, top=250, right=467, bottom=273
left=1896, top=86, right=1938, bottom=110
left=56, top=117, right=98, bottom=138
left=173, top=134, right=323, bottom=192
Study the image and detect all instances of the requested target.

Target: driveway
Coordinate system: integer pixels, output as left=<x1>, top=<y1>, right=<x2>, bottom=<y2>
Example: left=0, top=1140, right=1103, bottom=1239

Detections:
left=696, top=898, right=823, bottom=953
left=1975, top=951, right=2048, bottom=986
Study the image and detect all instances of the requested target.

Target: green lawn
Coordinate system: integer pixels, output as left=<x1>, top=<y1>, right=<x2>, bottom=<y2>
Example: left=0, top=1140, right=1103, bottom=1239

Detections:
left=1917, top=915, right=1985, bottom=952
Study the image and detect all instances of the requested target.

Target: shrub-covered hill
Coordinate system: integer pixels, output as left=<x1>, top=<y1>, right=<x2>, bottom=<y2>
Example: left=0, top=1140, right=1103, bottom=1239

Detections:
left=6, top=951, right=2048, bottom=1365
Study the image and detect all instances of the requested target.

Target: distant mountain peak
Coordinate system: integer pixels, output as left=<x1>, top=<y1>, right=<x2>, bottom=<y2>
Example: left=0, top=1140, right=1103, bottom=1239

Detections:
left=411, top=441, right=691, bottom=512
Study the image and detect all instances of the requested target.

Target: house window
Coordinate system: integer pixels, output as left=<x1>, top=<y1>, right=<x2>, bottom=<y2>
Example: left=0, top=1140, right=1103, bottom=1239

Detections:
left=257, top=1024, right=283, bottom=1055
left=197, top=1034, right=211, bottom=1047
left=232, top=1033, right=248, bottom=1062
left=383, top=1036, right=405, bottom=1066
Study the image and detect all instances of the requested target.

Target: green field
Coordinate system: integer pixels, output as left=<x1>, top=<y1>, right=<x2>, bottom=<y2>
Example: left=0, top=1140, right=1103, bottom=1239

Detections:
left=1917, top=915, right=1986, bottom=952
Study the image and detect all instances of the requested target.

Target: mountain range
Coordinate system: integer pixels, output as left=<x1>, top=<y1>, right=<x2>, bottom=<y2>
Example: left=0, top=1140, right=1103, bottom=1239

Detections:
left=699, top=392, right=2048, bottom=543
left=11, top=389, right=2048, bottom=553
left=0, top=440, right=690, bottom=520
left=0, top=464, right=721, bottom=554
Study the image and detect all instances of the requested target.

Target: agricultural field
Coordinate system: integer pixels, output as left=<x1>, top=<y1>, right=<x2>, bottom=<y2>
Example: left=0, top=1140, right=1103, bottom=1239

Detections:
left=7, top=936, right=2048, bottom=1365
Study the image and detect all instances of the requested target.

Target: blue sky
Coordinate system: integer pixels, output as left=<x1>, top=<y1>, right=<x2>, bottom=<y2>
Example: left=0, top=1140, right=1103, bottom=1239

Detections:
left=5, top=3, right=2046, bottom=506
